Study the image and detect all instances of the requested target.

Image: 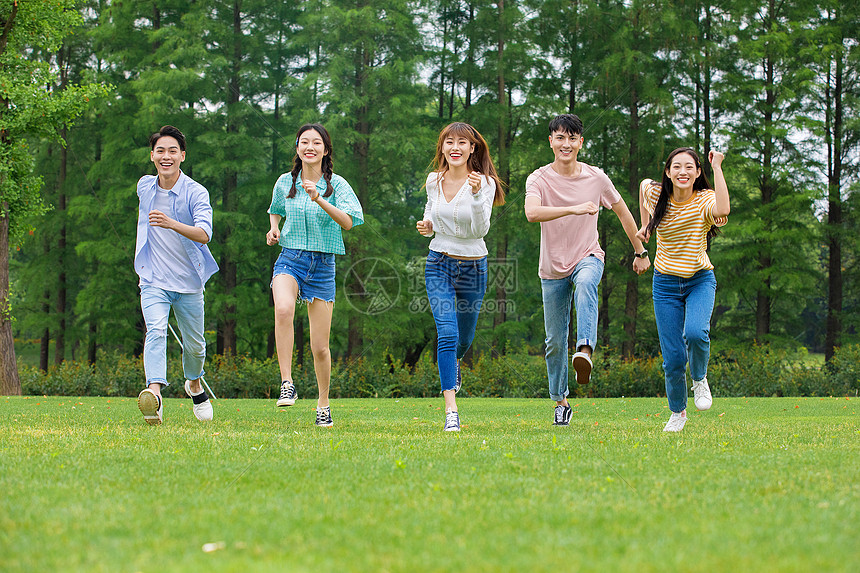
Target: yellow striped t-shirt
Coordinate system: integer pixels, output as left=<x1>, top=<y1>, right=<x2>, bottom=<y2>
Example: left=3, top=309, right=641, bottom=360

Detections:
left=643, top=181, right=727, bottom=278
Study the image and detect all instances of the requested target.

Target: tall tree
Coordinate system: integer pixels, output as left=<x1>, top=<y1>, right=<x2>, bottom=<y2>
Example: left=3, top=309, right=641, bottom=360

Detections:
left=814, top=2, right=860, bottom=359
left=720, top=0, right=818, bottom=342
left=0, top=0, right=107, bottom=394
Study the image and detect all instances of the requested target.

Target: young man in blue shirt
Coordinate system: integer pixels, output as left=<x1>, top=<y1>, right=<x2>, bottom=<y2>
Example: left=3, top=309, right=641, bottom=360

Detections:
left=135, top=126, right=219, bottom=425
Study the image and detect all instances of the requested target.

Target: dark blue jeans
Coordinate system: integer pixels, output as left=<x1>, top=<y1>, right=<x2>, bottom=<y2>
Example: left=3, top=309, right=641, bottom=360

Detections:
left=424, top=250, right=488, bottom=392
left=652, top=269, right=716, bottom=413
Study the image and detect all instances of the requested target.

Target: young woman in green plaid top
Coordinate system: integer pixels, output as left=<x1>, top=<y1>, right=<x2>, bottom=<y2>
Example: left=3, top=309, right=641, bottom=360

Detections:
left=266, top=123, right=364, bottom=427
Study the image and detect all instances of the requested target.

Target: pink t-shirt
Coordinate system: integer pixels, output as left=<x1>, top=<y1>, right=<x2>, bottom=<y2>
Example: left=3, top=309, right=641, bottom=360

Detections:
left=525, top=163, right=622, bottom=279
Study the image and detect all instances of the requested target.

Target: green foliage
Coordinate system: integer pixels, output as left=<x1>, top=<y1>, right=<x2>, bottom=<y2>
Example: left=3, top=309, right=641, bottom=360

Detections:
left=20, top=345, right=860, bottom=399
left=7, top=0, right=860, bottom=376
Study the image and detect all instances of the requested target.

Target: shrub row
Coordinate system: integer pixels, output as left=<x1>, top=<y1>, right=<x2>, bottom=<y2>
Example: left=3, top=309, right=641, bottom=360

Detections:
left=19, top=345, right=860, bottom=399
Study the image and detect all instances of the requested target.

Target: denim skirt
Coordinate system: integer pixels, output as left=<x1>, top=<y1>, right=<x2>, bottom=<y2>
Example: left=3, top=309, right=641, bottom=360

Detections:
left=272, top=248, right=336, bottom=303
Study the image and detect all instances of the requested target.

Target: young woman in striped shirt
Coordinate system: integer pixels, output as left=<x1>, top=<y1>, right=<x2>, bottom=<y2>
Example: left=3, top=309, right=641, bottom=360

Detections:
left=637, top=148, right=730, bottom=432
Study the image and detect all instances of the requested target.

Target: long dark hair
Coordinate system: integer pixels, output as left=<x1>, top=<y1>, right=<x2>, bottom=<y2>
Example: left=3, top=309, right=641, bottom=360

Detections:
left=646, top=147, right=720, bottom=240
left=430, top=122, right=505, bottom=206
left=288, top=123, right=334, bottom=199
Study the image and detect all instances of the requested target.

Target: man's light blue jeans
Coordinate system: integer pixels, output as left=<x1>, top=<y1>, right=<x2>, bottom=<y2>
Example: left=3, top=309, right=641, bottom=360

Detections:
left=140, top=285, right=206, bottom=387
left=540, top=255, right=604, bottom=401
left=652, top=269, right=716, bottom=413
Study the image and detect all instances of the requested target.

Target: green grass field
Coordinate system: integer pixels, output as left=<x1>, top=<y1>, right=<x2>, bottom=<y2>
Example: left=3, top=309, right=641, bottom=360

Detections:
left=2, top=395, right=858, bottom=572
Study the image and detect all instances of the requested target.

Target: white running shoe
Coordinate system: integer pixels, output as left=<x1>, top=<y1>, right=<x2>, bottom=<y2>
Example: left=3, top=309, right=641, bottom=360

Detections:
left=663, top=411, right=687, bottom=432
left=138, top=388, right=163, bottom=425
left=571, top=352, right=593, bottom=385
left=185, top=380, right=213, bottom=421
left=692, top=377, right=713, bottom=411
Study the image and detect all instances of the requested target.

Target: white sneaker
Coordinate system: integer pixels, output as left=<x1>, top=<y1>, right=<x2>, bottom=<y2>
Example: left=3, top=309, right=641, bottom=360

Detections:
left=692, top=377, right=712, bottom=411
left=184, top=380, right=213, bottom=422
left=663, top=411, right=686, bottom=432
left=571, top=352, right=592, bottom=385
left=138, top=388, right=162, bottom=425
left=444, top=409, right=460, bottom=432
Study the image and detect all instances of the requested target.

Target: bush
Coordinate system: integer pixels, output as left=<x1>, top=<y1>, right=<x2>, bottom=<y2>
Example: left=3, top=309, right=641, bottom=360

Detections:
left=17, top=344, right=860, bottom=399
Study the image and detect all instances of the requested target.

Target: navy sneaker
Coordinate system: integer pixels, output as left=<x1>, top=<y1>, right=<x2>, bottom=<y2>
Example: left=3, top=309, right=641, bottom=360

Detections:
left=553, top=403, right=572, bottom=426
left=454, top=360, right=462, bottom=394
left=277, top=381, right=297, bottom=407
left=315, top=405, right=333, bottom=427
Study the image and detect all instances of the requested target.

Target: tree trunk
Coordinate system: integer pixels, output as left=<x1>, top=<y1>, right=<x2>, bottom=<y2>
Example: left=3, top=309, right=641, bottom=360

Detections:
left=88, top=321, right=97, bottom=364
left=825, top=39, right=844, bottom=361
left=492, top=0, right=508, bottom=336
left=756, top=42, right=776, bottom=340
left=55, top=126, right=68, bottom=365
left=464, top=2, right=474, bottom=113
left=218, top=0, right=242, bottom=356
left=622, top=83, right=640, bottom=358
left=0, top=200, right=21, bottom=395
left=346, top=29, right=372, bottom=358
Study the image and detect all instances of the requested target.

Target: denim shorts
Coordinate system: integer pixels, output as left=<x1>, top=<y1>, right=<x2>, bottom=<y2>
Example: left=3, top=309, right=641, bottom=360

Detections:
left=272, top=248, right=336, bottom=303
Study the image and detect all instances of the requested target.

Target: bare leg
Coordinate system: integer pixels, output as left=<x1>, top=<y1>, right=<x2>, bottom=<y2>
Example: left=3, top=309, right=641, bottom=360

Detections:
left=307, top=298, right=334, bottom=409
left=272, top=274, right=300, bottom=382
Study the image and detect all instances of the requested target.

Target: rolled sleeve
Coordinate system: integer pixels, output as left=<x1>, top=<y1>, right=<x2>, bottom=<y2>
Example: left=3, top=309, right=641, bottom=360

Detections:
left=189, top=184, right=214, bottom=241
left=333, top=176, right=364, bottom=227
left=268, top=174, right=291, bottom=217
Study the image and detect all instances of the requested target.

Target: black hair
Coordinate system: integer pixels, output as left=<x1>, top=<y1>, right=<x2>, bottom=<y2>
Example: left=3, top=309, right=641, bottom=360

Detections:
left=149, top=125, right=186, bottom=151
left=646, top=147, right=720, bottom=241
left=548, top=114, right=583, bottom=137
left=288, top=123, right=334, bottom=199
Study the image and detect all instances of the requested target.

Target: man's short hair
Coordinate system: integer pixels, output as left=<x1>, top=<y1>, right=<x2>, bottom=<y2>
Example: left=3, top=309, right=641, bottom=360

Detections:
left=548, top=114, right=583, bottom=137
left=150, top=125, right=186, bottom=151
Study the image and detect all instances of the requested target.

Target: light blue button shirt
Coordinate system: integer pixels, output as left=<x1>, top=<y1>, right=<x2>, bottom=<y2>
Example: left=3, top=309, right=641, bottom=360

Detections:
left=134, top=172, right=220, bottom=289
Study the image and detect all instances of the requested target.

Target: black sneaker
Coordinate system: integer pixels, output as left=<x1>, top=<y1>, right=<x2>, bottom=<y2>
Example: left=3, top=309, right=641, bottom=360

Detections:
left=276, top=381, right=297, bottom=407
left=553, top=403, right=572, bottom=426
left=454, top=360, right=462, bottom=394
left=315, top=405, right=333, bottom=427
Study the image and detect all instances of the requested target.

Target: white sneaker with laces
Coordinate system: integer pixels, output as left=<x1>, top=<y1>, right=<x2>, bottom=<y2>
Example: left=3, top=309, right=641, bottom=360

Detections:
left=692, top=377, right=712, bottom=411
left=663, top=411, right=686, bottom=432
left=444, top=409, right=460, bottom=432
left=185, top=380, right=213, bottom=421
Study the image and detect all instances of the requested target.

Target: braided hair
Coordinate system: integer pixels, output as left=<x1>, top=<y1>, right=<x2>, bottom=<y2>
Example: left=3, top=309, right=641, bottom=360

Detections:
left=287, top=123, right=335, bottom=199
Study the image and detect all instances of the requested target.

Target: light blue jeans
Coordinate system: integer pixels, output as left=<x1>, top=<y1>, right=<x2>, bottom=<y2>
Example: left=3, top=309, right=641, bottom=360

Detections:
left=424, top=251, right=488, bottom=392
left=540, top=255, right=604, bottom=401
left=140, top=285, right=206, bottom=387
left=652, top=270, right=716, bottom=413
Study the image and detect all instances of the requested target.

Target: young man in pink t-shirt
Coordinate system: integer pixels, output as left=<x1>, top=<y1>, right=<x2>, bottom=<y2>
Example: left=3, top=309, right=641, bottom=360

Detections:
left=525, top=114, right=650, bottom=426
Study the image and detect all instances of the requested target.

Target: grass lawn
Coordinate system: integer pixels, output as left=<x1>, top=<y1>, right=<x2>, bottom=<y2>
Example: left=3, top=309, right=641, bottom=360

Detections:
left=2, top=395, right=858, bottom=572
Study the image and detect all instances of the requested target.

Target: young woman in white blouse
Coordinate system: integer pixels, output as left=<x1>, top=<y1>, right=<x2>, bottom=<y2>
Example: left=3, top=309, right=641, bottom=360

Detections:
left=416, top=122, right=505, bottom=431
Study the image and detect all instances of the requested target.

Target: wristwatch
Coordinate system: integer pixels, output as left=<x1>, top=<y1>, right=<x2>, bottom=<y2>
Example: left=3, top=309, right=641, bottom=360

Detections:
left=634, top=250, right=648, bottom=259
